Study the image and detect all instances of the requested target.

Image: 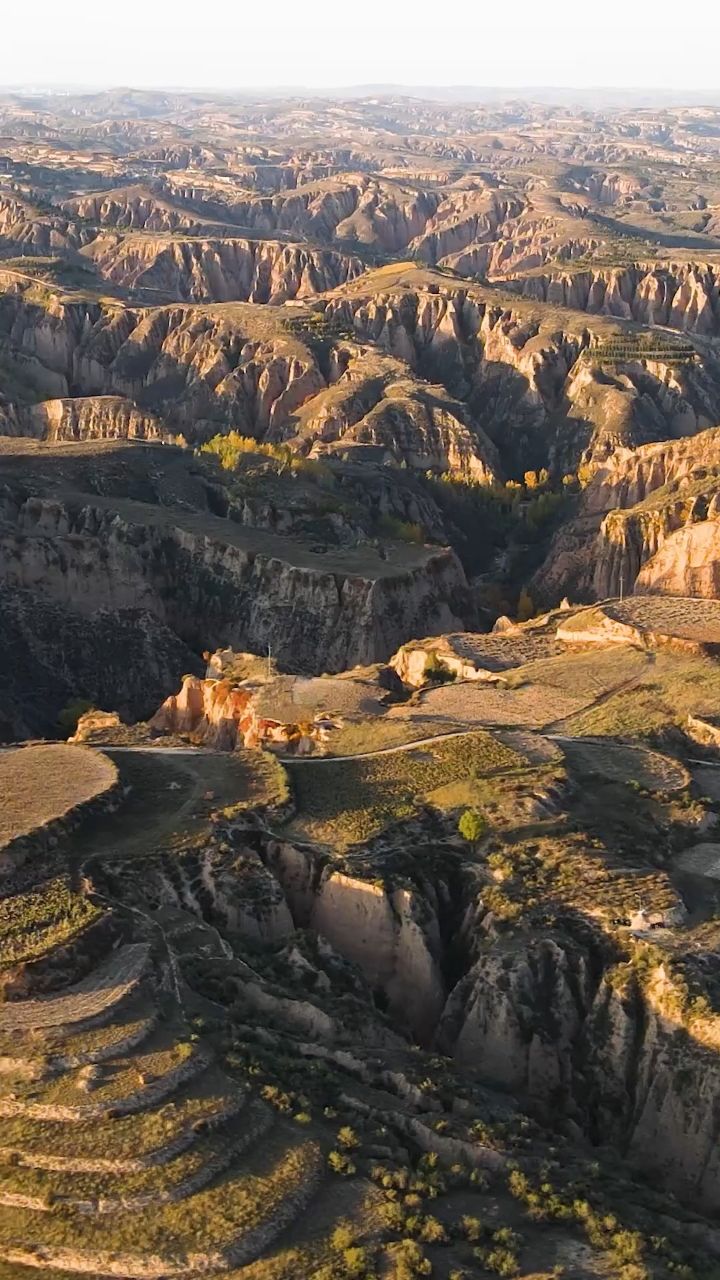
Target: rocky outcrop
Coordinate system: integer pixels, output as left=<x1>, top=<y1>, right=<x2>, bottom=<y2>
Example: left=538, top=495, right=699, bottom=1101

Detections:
left=16, top=396, right=166, bottom=443
left=323, top=283, right=720, bottom=473
left=0, top=194, right=87, bottom=256
left=61, top=186, right=208, bottom=235
left=3, top=281, right=718, bottom=477
left=533, top=428, right=720, bottom=601
left=635, top=519, right=720, bottom=596
left=310, top=873, right=445, bottom=1044
left=83, top=235, right=365, bottom=303
left=64, top=175, right=443, bottom=251
left=0, top=492, right=469, bottom=673
left=261, top=842, right=446, bottom=1044
left=0, top=290, right=327, bottom=444
left=149, top=674, right=330, bottom=754
left=439, top=930, right=720, bottom=1210
left=296, top=350, right=500, bottom=480
left=410, top=192, right=524, bottom=265
left=510, top=262, right=720, bottom=335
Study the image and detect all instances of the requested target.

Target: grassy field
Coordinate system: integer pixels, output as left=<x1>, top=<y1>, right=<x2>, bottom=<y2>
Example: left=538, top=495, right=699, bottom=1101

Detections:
left=0, top=746, right=117, bottom=848
left=0, top=1064, right=242, bottom=1162
left=73, top=749, right=289, bottom=865
left=0, top=1128, right=321, bottom=1260
left=285, top=731, right=525, bottom=847
left=327, top=716, right=462, bottom=757
left=561, top=652, right=720, bottom=738
left=0, top=876, right=102, bottom=968
left=560, top=738, right=688, bottom=792
left=390, top=648, right=652, bottom=734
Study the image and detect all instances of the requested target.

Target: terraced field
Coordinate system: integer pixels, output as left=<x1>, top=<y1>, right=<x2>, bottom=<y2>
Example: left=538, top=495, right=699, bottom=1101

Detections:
left=0, top=746, right=117, bottom=849
left=0, top=943, right=150, bottom=1031
left=0, top=876, right=102, bottom=967
left=394, top=647, right=651, bottom=732
left=560, top=737, right=689, bottom=793
left=610, top=596, right=720, bottom=644
left=560, top=597, right=720, bottom=646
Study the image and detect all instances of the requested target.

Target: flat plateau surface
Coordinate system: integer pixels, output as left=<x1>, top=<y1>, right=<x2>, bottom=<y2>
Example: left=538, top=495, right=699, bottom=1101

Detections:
left=610, top=596, right=720, bottom=643
left=0, top=745, right=116, bottom=848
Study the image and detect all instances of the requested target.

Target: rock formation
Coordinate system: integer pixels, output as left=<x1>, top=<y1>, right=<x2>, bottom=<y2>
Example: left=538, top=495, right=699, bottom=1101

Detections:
left=83, top=235, right=365, bottom=303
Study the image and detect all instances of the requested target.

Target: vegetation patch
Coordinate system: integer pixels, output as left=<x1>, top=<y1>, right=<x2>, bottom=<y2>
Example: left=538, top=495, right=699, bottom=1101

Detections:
left=0, top=877, right=102, bottom=967
left=286, top=732, right=525, bottom=846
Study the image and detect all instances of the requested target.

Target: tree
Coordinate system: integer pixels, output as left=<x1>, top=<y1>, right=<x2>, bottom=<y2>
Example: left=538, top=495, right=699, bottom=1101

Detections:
left=336, top=1125, right=360, bottom=1150
left=458, top=809, right=487, bottom=845
left=57, top=698, right=95, bottom=735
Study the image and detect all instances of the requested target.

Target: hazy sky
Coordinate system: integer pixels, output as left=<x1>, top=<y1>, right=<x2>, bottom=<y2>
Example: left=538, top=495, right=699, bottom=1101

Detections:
left=6, top=0, right=720, bottom=93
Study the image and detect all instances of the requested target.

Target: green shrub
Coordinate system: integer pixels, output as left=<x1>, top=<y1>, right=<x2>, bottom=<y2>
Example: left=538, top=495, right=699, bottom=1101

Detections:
left=57, top=697, right=95, bottom=734
left=458, top=809, right=488, bottom=844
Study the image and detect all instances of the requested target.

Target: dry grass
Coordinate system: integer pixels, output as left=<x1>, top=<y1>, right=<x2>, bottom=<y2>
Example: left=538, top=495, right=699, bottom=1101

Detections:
left=286, top=730, right=525, bottom=846
left=0, top=746, right=117, bottom=848
left=0, top=1128, right=321, bottom=1259
left=561, top=652, right=720, bottom=737
left=0, top=1064, right=242, bottom=1162
left=609, top=596, right=720, bottom=644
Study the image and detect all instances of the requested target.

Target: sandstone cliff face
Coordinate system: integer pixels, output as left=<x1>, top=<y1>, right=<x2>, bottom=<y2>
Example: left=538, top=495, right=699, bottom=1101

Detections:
left=260, top=843, right=446, bottom=1044
left=296, top=350, right=500, bottom=481
left=17, top=396, right=165, bottom=442
left=0, top=292, right=327, bottom=443
left=634, top=519, right=720, bottom=596
left=61, top=187, right=207, bottom=235
left=510, top=262, right=720, bottom=335
left=439, top=930, right=720, bottom=1210
left=0, top=194, right=87, bottom=256
left=64, top=176, right=443, bottom=251
left=82, top=235, right=365, bottom=303
left=3, top=283, right=717, bottom=479
left=310, top=874, right=445, bottom=1044
left=533, top=428, right=720, bottom=601
left=323, top=285, right=718, bottom=473
left=0, top=493, right=468, bottom=673
left=410, top=192, right=524, bottom=265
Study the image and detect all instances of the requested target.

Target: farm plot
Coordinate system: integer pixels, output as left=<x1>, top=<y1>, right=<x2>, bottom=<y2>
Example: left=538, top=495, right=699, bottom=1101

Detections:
left=609, top=595, right=720, bottom=644
left=562, top=652, right=720, bottom=738
left=0, top=1128, right=322, bottom=1266
left=0, top=876, right=102, bottom=968
left=0, top=943, right=149, bottom=1032
left=0, top=746, right=117, bottom=849
left=392, top=648, right=650, bottom=732
left=286, top=731, right=525, bottom=847
left=560, top=738, right=688, bottom=793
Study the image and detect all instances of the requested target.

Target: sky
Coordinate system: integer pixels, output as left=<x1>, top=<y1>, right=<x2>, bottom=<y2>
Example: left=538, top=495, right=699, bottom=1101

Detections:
left=5, top=0, right=720, bottom=94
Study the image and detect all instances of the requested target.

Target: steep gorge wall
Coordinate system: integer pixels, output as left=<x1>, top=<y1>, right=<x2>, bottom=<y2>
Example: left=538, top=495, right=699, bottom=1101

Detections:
left=261, top=842, right=446, bottom=1044
left=83, top=235, right=366, bottom=303
left=509, top=262, right=720, bottom=335
left=439, top=930, right=720, bottom=1211
left=0, top=292, right=328, bottom=443
left=0, top=493, right=468, bottom=672
left=533, top=428, right=720, bottom=601
left=322, top=285, right=720, bottom=473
